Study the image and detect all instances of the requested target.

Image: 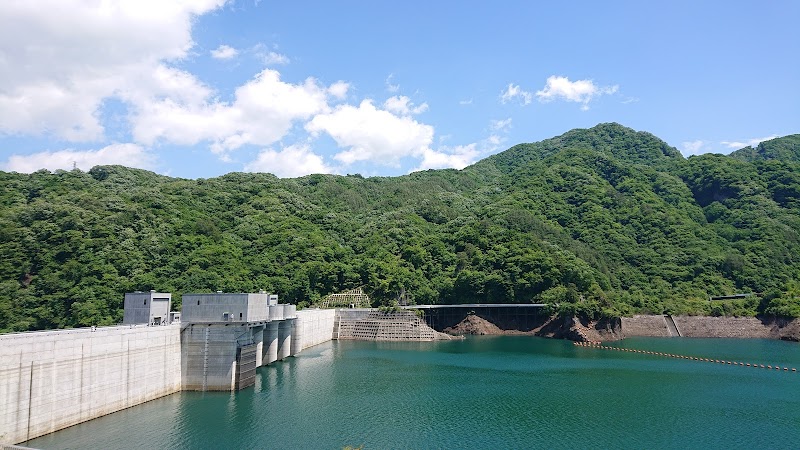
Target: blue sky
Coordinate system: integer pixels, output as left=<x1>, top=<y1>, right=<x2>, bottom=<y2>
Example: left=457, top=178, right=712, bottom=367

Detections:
left=1, top=0, right=798, bottom=178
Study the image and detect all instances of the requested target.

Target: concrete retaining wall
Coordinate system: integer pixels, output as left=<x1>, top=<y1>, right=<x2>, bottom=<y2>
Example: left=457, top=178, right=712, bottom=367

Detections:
left=0, top=324, right=181, bottom=444
left=621, top=315, right=800, bottom=340
left=673, top=316, right=772, bottom=338
left=336, top=310, right=439, bottom=341
left=263, top=322, right=279, bottom=365
left=293, top=309, right=336, bottom=353
left=620, top=315, right=671, bottom=337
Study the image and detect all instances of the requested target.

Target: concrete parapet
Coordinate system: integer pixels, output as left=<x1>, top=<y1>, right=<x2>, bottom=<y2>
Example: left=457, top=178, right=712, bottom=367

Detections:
left=0, top=324, right=181, bottom=445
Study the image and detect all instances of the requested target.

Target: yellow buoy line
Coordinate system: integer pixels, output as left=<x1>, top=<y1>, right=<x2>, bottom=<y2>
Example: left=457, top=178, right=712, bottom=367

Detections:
left=573, top=341, right=798, bottom=373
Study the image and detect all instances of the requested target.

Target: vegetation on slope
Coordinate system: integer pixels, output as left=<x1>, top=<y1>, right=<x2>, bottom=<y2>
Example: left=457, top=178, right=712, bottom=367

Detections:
left=1, top=123, right=799, bottom=332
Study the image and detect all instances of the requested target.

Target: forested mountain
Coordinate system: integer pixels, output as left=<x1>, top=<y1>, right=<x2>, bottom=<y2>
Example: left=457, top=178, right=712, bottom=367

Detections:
left=1, top=123, right=799, bottom=332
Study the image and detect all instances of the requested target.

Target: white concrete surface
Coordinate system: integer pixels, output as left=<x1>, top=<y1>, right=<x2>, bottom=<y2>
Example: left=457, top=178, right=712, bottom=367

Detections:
left=0, top=324, right=181, bottom=445
left=263, top=322, right=279, bottom=365
left=294, top=309, right=336, bottom=352
left=277, top=320, right=293, bottom=360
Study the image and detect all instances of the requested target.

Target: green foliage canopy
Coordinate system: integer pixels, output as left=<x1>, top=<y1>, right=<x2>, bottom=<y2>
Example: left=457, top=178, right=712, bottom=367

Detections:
left=2, top=123, right=800, bottom=332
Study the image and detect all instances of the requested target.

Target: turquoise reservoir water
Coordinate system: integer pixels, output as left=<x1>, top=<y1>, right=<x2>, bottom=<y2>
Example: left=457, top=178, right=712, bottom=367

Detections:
left=27, top=336, right=800, bottom=449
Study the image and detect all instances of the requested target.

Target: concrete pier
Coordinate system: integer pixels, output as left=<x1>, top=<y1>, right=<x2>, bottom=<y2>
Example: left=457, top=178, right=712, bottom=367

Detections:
left=180, top=323, right=261, bottom=391
left=254, top=326, right=264, bottom=367
left=290, top=319, right=302, bottom=356
left=264, top=322, right=279, bottom=365
left=277, top=319, right=293, bottom=360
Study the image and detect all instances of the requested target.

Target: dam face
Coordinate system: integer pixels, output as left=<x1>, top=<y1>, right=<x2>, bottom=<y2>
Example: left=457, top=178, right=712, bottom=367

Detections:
left=0, top=293, right=336, bottom=445
left=0, top=324, right=182, bottom=445
left=1, top=301, right=547, bottom=445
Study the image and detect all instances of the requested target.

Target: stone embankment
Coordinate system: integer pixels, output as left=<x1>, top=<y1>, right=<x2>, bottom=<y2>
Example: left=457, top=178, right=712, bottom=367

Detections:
left=336, top=310, right=454, bottom=341
left=622, top=315, right=800, bottom=341
left=441, top=313, right=800, bottom=343
left=620, top=315, right=672, bottom=337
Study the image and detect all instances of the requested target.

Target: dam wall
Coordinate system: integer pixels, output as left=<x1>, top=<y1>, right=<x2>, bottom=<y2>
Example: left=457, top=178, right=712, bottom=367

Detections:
left=0, top=305, right=443, bottom=445
left=293, top=309, right=336, bottom=354
left=0, top=324, right=181, bottom=444
left=180, top=323, right=264, bottom=391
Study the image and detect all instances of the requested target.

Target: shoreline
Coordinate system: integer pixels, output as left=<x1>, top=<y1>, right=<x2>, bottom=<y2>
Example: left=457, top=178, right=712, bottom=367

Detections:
left=442, top=313, right=800, bottom=343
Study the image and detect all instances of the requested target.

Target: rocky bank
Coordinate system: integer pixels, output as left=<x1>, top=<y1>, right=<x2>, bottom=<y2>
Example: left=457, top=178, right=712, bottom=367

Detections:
left=442, top=313, right=800, bottom=342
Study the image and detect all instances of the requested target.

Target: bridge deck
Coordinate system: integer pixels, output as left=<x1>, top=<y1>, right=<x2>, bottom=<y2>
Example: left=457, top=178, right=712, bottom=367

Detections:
left=401, top=303, right=546, bottom=309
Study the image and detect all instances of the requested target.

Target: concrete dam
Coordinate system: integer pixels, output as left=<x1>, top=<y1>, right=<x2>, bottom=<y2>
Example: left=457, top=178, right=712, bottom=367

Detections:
left=0, top=292, right=445, bottom=445
left=0, top=292, right=338, bottom=445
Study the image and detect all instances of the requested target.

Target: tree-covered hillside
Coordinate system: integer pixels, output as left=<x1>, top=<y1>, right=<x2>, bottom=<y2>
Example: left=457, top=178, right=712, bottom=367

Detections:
left=1, top=123, right=799, bottom=332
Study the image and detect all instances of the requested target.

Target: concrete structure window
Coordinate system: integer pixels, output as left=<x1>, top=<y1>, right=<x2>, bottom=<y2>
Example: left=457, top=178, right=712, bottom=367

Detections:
left=144, top=299, right=147, bottom=305
left=197, top=300, right=200, bottom=305
left=239, top=312, right=243, bottom=320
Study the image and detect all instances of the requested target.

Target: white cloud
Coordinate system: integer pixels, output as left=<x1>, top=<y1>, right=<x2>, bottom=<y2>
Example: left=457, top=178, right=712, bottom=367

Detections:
left=0, top=0, right=228, bottom=141
left=500, top=84, right=533, bottom=105
left=328, top=81, right=350, bottom=100
left=385, top=74, right=399, bottom=93
left=490, top=118, right=512, bottom=132
left=130, top=69, right=332, bottom=159
left=413, top=144, right=480, bottom=172
left=535, top=76, right=618, bottom=110
left=306, top=99, right=434, bottom=166
left=721, top=135, right=779, bottom=149
left=383, top=96, right=428, bottom=116
left=211, top=44, right=238, bottom=60
left=411, top=120, right=509, bottom=173
left=251, top=43, right=289, bottom=65
left=484, top=133, right=508, bottom=155
left=1, top=143, right=154, bottom=173
left=459, top=98, right=473, bottom=105
left=244, top=144, right=333, bottom=177
left=680, top=140, right=707, bottom=156
left=260, top=51, right=289, bottom=65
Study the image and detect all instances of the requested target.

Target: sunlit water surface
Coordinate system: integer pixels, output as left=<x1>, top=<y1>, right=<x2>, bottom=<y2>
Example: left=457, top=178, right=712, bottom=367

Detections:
left=27, top=336, right=800, bottom=449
